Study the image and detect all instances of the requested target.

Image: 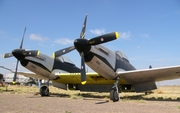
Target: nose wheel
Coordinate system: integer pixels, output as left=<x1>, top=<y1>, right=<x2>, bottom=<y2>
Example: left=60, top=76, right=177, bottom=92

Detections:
left=110, top=77, right=120, bottom=102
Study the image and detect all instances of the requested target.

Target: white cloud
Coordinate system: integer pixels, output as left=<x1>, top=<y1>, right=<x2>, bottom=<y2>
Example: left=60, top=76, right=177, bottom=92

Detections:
left=137, top=46, right=141, bottom=49
left=141, top=34, right=149, bottom=38
left=119, top=31, right=131, bottom=40
left=54, top=38, right=73, bottom=45
left=89, top=28, right=106, bottom=35
left=29, top=34, right=48, bottom=42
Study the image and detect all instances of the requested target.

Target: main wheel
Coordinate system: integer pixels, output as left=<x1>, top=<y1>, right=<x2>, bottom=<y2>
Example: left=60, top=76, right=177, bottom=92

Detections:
left=110, top=89, right=119, bottom=102
left=40, top=86, right=49, bottom=96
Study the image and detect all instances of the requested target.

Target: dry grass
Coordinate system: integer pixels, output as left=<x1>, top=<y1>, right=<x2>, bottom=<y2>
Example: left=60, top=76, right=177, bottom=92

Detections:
left=121, top=85, right=180, bottom=101
left=0, top=85, right=180, bottom=102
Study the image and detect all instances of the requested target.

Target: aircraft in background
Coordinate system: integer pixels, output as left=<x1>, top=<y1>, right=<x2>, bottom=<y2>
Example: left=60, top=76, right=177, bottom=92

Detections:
left=52, top=14, right=180, bottom=102
left=0, top=73, right=5, bottom=86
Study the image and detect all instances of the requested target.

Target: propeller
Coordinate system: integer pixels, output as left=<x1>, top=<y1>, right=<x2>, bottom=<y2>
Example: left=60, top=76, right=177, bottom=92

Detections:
left=3, top=27, right=40, bottom=84
left=3, top=53, right=13, bottom=58
left=81, top=52, right=86, bottom=84
left=53, top=14, right=119, bottom=84
left=52, top=46, right=75, bottom=58
left=53, top=13, right=87, bottom=58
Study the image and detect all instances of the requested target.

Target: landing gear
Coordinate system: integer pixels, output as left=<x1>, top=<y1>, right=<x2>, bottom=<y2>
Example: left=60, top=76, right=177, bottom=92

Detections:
left=39, top=79, right=50, bottom=96
left=40, top=85, right=49, bottom=96
left=110, top=77, right=120, bottom=102
left=110, top=87, right=119, bottom=102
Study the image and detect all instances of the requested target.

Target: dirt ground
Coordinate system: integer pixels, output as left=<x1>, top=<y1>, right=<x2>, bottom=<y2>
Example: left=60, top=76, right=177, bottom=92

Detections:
left=0, top=92, right=180, bottom=113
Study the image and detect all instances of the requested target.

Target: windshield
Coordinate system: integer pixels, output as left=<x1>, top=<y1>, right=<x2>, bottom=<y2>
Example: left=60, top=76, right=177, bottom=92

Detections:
left=58, top=56, right=75, bottom=66
left=115, top=51, right=129, bottom=61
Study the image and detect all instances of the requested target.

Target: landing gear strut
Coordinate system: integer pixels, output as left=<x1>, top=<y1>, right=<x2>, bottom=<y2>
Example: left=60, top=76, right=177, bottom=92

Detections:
left=110, top=77, right=120, bottom=102
left=39, top=79, right=50, bottom=96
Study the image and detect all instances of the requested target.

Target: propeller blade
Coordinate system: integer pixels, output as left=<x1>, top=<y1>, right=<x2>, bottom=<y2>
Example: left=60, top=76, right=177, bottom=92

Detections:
left=12, top=60, right=19, bottom=84
left=23, top=50, right=40, bottom=57
left=88, top=32, right=119, bottom=45
left=53, top=46, right=75, bottom=58
left=80, top=13, right=87, bottom=39
left=81, top=52, right=86, bottom=85
left=20, top=27, right=26, bottom=49
left=3, top=53, right=13, bottom=58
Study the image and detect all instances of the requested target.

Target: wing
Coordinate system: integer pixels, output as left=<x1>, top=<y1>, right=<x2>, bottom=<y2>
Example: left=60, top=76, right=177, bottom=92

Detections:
left=53, top=72, right=129, bottom=92
left=117, top=65, right=180, bottom=92
left=0, top=66, right=48, bottom=80
left=54, top=72, right=129, bottom=85
left=16, top=72, right=48, bottom=80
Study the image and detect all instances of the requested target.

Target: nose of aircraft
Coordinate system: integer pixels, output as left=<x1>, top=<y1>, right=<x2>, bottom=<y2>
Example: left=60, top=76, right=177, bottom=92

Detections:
left=74, top=38, right=91, bottom=55
left=12, top=49, right=25, bottom=61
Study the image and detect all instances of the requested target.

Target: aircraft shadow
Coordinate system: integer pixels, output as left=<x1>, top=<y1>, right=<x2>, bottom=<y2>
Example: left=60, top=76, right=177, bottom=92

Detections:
left=2, top=88, right=180, bottom=102
left=49, top=92, right=70, bottom=98
left=121, top=94, right=180, bottom=102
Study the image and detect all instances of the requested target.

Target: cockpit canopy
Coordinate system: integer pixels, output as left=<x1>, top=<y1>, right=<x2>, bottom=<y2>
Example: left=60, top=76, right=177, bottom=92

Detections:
left=58, top=56, right=75, bottom=66
left=115, top=50, right=129, bottom=62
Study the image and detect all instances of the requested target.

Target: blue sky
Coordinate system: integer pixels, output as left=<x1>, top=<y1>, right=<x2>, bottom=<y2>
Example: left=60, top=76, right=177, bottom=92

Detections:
left=0, top=0, right=180, bottom=85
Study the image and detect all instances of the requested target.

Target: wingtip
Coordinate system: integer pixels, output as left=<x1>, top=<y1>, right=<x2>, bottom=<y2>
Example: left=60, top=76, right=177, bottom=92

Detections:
left=81, top=81, right=86, bottom=85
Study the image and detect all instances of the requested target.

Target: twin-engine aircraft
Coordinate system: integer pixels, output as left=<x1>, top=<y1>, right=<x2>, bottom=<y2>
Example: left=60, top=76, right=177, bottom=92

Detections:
left=53, top=14, right=180, bottom=102
left=3, top=15, right=180, bottom=102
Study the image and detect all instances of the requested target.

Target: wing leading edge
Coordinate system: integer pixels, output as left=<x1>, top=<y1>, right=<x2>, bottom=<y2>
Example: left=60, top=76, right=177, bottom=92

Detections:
left=16, top=72, right=48, bottom=80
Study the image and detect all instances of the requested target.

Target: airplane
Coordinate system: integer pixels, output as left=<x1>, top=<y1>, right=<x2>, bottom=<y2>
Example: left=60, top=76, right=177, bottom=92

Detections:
left=2, top=27, right=131, bottom=101
left=3, top=15, right=180, bottom=102
left=52, top=14, right=180, bottom=102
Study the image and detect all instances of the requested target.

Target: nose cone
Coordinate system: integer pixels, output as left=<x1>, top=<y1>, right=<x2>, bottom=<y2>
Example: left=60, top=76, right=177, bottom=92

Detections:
left=12, top=49, right=25, bottom=60
left=74, top=39, right=91, bottom=55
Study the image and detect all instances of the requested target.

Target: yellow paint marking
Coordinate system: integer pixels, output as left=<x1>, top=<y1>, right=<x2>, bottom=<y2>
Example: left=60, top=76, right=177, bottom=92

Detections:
left=115, top=32, right=119, bottom=39
left=81, top=81, right=87, bottom=85
left=52, top=53, right=55, bottom=58
left=37, top=51, right=40, bottom=56
left=12, top=81, right=16, bottom=84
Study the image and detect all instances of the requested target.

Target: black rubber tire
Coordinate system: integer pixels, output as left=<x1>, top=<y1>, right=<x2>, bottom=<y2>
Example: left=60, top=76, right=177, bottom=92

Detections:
left=110, top=89, right=119, bottom=102
left=40, top=86, right=49, bottom=96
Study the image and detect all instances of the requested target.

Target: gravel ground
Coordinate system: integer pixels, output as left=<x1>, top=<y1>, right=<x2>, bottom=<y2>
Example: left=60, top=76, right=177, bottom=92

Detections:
left=0, top=92, right=180, bottom=113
